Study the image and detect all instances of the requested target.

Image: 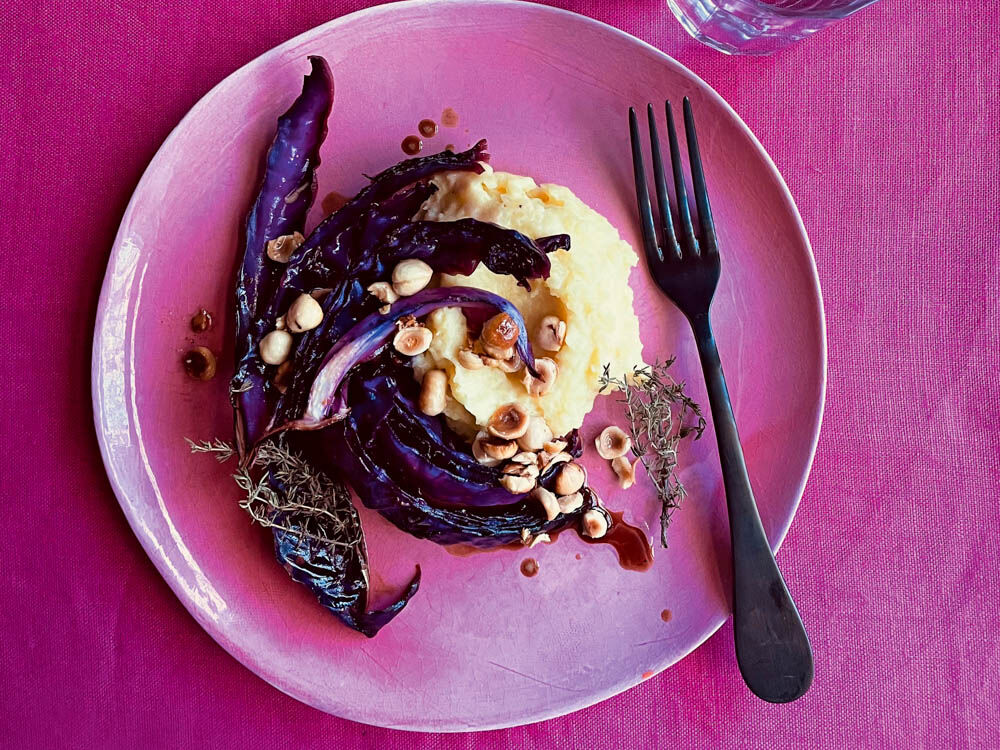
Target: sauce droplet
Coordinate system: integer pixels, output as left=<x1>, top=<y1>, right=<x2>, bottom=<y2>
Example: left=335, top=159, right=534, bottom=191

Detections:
left=641, top=670, right=655, bottom=680
left=520, top=558, right=539, bottom=577
left=575, top=553, right=582, bottom=560
left=401, top=135, right=423, bottom=155
left=581, top=510, right=653, bottom=571
left=322, top=190, right=348, bottom=215
left=444, top=143, right=455, bottom=152
left=441, top=107, right=459, bottom=128
left=190, top=308, right=212, bottom=333
left=661, top=609, right=673, bottom=623
left=418, top=119, right=438, bottom=138
left=182, top=346, right=216, bottom=381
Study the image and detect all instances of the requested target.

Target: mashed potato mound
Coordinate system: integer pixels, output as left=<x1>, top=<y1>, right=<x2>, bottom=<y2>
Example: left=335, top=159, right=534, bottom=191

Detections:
left=417, top=165, right=644, bottom=438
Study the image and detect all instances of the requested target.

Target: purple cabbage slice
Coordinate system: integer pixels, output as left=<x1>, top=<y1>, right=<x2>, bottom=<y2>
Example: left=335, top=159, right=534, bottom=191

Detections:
left=232, top=56, right=333, bottom=456
left=286, top=287, right=537, bottom=432
left=270, top=219, right=567, bottom=431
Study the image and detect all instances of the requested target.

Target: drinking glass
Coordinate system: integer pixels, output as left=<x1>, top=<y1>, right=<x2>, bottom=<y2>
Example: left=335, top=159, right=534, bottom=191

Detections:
left=666, top=0, right=881, bottom=54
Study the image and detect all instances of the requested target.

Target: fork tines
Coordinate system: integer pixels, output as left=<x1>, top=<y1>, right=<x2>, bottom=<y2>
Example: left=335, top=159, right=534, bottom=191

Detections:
left=629, top=98, right=718, bottom=261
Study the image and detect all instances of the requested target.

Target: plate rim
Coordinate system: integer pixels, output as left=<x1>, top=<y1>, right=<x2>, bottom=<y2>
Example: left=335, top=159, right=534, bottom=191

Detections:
left=92, top=0, right=827, bottom=731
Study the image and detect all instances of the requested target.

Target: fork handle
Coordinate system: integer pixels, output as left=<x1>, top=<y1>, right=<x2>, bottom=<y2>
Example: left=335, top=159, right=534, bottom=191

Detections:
left=690, top=313, right=814, bottom=703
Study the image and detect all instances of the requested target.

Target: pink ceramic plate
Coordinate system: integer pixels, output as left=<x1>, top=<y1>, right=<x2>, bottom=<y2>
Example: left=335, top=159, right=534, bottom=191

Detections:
left=92, top=0, right=825, bottom=731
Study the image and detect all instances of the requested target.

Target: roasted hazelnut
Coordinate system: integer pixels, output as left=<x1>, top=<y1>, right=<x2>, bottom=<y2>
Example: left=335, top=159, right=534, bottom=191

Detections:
left=557, top=492, right=584, bottom=514
left=472, top=431, right=501, bottom=466
left=522, top=357, right=558, bottom=397
left=391, top=258, right=433, bottom=296
left=595, top=425, right=631, bottom=459
left=266, top=231, right=305, bottom=263
left=531, top=486, right=560, bottom=521
left=480, top=313, right=520, bottom=358
left=612, top=455, right=636, bottom=489
left=392, top=325, right=433, bottom=356
left=457, top=349, right=485, bottom=370
left=581, top=508, right=610, bottom=539
left=553, top=462, right=586, bottom=496
left=536, top=315, right=566, bottom=351
left=501, top=474, right=536, bottom=494
left=286, top=293, right=324, bottom=333
left=271, top=360, right=294, bottom=393
left=483, top=439, right=518, bottom=461
left=418, top=369, right=448, bottom=416
left=527, top=532, right=551, bottom=549
left=367, top=281, right=399, bottom=310
left=259, top=330, right=293, bottom=365
left=487, top=402, right=530, bottom=440
left=517, top=417, right=553, bottom=452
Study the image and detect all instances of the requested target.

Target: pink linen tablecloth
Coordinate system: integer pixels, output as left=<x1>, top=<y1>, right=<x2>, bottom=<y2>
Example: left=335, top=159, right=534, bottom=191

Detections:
left=2, top=0, right=998, bottom=746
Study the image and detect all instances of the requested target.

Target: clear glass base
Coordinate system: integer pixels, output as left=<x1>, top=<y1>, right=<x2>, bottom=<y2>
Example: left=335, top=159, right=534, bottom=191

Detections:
left=666, top=0, right=872, bottom=55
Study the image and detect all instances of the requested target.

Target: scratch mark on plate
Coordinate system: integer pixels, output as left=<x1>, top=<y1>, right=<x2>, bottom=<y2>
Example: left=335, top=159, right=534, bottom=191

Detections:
left=632, top=637, right=674, bottom=648
left=360, top=645, right=403, bottom=686
left=487, top=661, right=585, bottom=692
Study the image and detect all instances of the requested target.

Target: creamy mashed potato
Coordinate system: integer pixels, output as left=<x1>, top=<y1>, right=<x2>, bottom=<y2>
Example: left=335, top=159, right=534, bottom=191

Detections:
left=417, top=165, right=644, bottom=438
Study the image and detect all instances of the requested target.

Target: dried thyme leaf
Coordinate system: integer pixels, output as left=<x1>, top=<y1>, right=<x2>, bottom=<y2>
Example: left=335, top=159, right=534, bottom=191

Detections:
left=599, top=359, right=705, bottom=548
left=187, top=436, right=362, bottom=552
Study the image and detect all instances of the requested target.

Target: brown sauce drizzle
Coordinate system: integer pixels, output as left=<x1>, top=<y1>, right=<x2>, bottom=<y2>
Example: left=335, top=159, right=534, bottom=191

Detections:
left=520, top=558, right=539, bottom=577
left=441, top=107, right=459, bottom=127
left=322, top=190, right=348, bottom=214
left=182, top=346, right=216, bottom=381
left=418, top=119, right=438, bottom=138
left=401, top=135, right=423, bottom=155
left=582, top=511, right=653, bottom=571
left=190, top=308, right=212, bottom=333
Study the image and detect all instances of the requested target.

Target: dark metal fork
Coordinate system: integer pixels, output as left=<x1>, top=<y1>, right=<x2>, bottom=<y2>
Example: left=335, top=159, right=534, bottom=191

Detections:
left=629, top=99, right=813, bottom=703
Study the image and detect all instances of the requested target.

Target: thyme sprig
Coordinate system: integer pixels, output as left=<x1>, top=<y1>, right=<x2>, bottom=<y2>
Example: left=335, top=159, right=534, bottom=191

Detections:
left=599, top=359, right=705, bottom=548
left=187, top=436, right=362, bottom=552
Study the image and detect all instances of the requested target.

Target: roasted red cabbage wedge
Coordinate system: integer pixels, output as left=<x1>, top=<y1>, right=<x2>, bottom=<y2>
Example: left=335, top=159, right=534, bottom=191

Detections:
left=231, top=56, right=579, bottom=637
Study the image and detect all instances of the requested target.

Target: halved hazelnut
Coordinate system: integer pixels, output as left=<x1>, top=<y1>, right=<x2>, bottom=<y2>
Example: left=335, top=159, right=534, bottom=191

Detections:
left=487, top=403, right=530, bottom=440
left=503, top=461, right=539, bottom=479
left=536, top=315, right=566, bottom=351
left=511, top=451, right=537, bottom=465
left=539, top=451, right=571, bottom=471
left=266, top=231, right=305, bottom=263
left=484, top=352, right=523, bottom=373
left=612, top=455, right=636, bottom=489
left=472, top=431, right=501, bottom=466
left=595, top=425, right=631, bottom=459
left=581, top=508, right=610, bottom=539
left=367, top=281, right=399, bottom=311
left=480, top=313, right=520, bottom=357
left=418, top=369, right=448, bottom=416
left=553, top=462, right=586, bottom=496
left=528, top=532, right=551, bottom=548
left=392, top=325, right=433, bottom=356
left=517, top=417, right=553, bottom=451
left=522, top=357, right=558, bottom=397
left=483, top=439, right=518, bottom=461
left=557, top=492, right=584, bottom=514
left=543, top=439, right=567, bottom=454
left=457, top=349, right=484, bottom=370
left=531, top=486, right=560, bottom=521
left=501, top=474, right=536, bottom=494
left=391, top=258, right=433, bottom=296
